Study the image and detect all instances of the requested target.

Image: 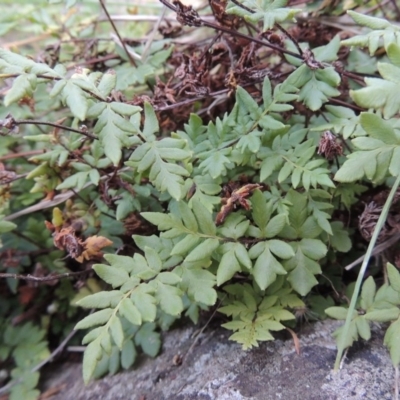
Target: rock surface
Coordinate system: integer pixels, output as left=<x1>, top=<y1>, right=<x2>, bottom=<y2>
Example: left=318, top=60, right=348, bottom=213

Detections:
left=42, top=319, right=395, bottom=400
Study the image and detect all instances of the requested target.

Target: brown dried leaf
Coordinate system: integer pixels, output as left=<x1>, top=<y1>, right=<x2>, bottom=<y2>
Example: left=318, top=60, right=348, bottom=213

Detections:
left=173, top=0, right=202, bottom=27
left=216, top=183, right=262, bottom=225
left=286, top=327, right=301, bottom=355
left=209, top=0, right=241, bottom=29
left=318, top=131, right=343, bottom=160
left=18, top=286, right=37, bottom=305
left=75, top=236, right=113, bottom=263
left=52, top=226, right=84, bottom=259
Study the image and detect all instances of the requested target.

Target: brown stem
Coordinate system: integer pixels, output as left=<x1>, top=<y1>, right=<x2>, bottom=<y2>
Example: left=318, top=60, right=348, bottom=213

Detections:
left=230, top=0, right=253, bottom=13
left=0, top=173, right=28, bottom=184
left=0, top=150, right=45, bottom=161
left=158, top=0, right=302, bottom=59
left=67, top=54, right=120, bottom=70
left=231, top=0, right=303, bottom=56
left=15, top=120, right=97, bottom=140
left=1, top=73, right=106, bottom=103
left=0, top=73, right=60, bottom=81
left=327, top=98, right=364, bottom=111
left=276, top=23, right=303, bottom=56
left=0, top=270, right=91, bottom=282
left=390, top=0, right=400, bottom=21
left=99, top=0, right=137, bottom=67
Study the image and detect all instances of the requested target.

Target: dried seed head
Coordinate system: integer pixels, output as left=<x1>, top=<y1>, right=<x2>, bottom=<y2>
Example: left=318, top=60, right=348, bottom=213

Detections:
left=318, top=131, right=343, bottom=160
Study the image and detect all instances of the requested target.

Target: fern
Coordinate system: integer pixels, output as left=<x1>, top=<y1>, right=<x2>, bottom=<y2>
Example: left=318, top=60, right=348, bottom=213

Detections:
left=75, top=248, right=183, bottom=383
left=335, top=113, right=400, bottom=183
left=219, top=277, right=302, bottom=349
left=88, top=101, right=141, bottom=166
left=0, top=322, right=50, bottom=400
left=285, top=36, right=341, bottom=111
left=226, top=0, right=301, bottom=31
left=126, top=103, right=191, bottom=200
left=327, top=264, right=400, bottom=362
left=341, top=11, right=400, bottom=55
left=310, top=105, right=366, bottom=139
left=3, top=0, right=400, bottom=391
left=350, top=43, right=400, bottom=118
left=259, top=127, right=335, bottom=190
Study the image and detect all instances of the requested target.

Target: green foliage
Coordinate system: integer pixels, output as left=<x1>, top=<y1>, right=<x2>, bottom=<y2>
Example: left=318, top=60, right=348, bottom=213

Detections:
left=335, top=113, right=400, bottom=183
left=219, top=278, right=300, bottom=349
left=226, top=0, right=301, bottom=31
left=2, top=0, right=400, bottom=394
left=285, top=36, right=341, bottom=110
left=349, top=44, right=400, bottom=118
left=341, top=11, right=400, bottom=55
left=326, top=264, right=400, bottom=365
left=0, top=322, right=50, bottom=400
left=126, top=103, right=191, bottom=200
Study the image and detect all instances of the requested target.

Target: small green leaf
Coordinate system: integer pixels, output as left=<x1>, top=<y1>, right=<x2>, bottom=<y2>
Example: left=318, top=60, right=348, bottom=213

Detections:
left=154, top=282, right=183, bottom=316
left=119, top=298, right=142, bottom=326
left=226, top=0, right=301, bottom=31
left=235, top=243, right=252, bottom=269
left=325, top=306, right=350, bottom=320
left=94, top=105, right=137, bottom=166
left=330, top=221, right=352, bottom=253
left=110, top=102, right=140, bottom=117
left=299, top=239, right=327, bottom=260
left=184, top=238, right=220, bottom=263
left=171, top=234, right=200, bottom=256
left=384, top=318, right=400, bottom=366
left=4, top=74, right=35, bottom=106
left=143, top=102, right=159, bottom=140
left=135, top=323, right=161, bottom=357
left=82, top=339, right=102, bottom=384
left=62, top=80, right=88, bottom=120
left=175, top=265, right=217, bottom=305
left=364, top=308, right=400, bottom=322
left=121, top=340, right=137, bottom=369
left=192, top=198, right=217, bottom=236
left=268, top=240, right=295, bottom=259
left=356, top=317, right=371, bottom=341
left=97, top=71, right=117, bottom=97
left=93, top=264, right=129, bottom=288
left=286, top=245, right=321, bottom=296
left=131, top=291, right=157, bottom=322
left=141, top=248, right=161, bottom=274
left=265, top=214, right=287, bottom=238
left=103, top=255, right=136, bottom=273
left=346, top=10, right=391, bottom=30
left=360, top=276, right=376, bottom=310
left=251, top=190, right=271, bottom=231
left=217, top=246, right=240, bottom=286
left=109, top=315, right=124, bottom=349
left=76, top=291, right=124, bottom=309
left=388, top=263, right=400, bottom=293
left=253, top=246, right=286, bottom=290
left=157, top=271, right=181, bottom=285
left=75, top=308, right=113, bottom=330
left=0, top=218, right=17, bottom=233
left=360, top=113, right=399, bottom=144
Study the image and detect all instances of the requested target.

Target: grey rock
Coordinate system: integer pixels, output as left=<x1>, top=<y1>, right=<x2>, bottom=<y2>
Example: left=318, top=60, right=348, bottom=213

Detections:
left=41, top=319, right=395, bottom=400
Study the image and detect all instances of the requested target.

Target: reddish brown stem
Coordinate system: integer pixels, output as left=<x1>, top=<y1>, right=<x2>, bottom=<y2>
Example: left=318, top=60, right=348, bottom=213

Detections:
left=0, top=270, right=91, bottom=282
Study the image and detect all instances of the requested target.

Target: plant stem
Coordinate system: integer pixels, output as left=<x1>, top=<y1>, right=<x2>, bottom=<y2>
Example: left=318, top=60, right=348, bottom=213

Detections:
left=15, top=120, right=98, bottom=139
left=158, top=0, right=302, bottom=59
left=99, top=0, right=137, bottom=67
left=334, top=172, right=400, bottom=370
left=0, top=270, right=91, bottom=282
